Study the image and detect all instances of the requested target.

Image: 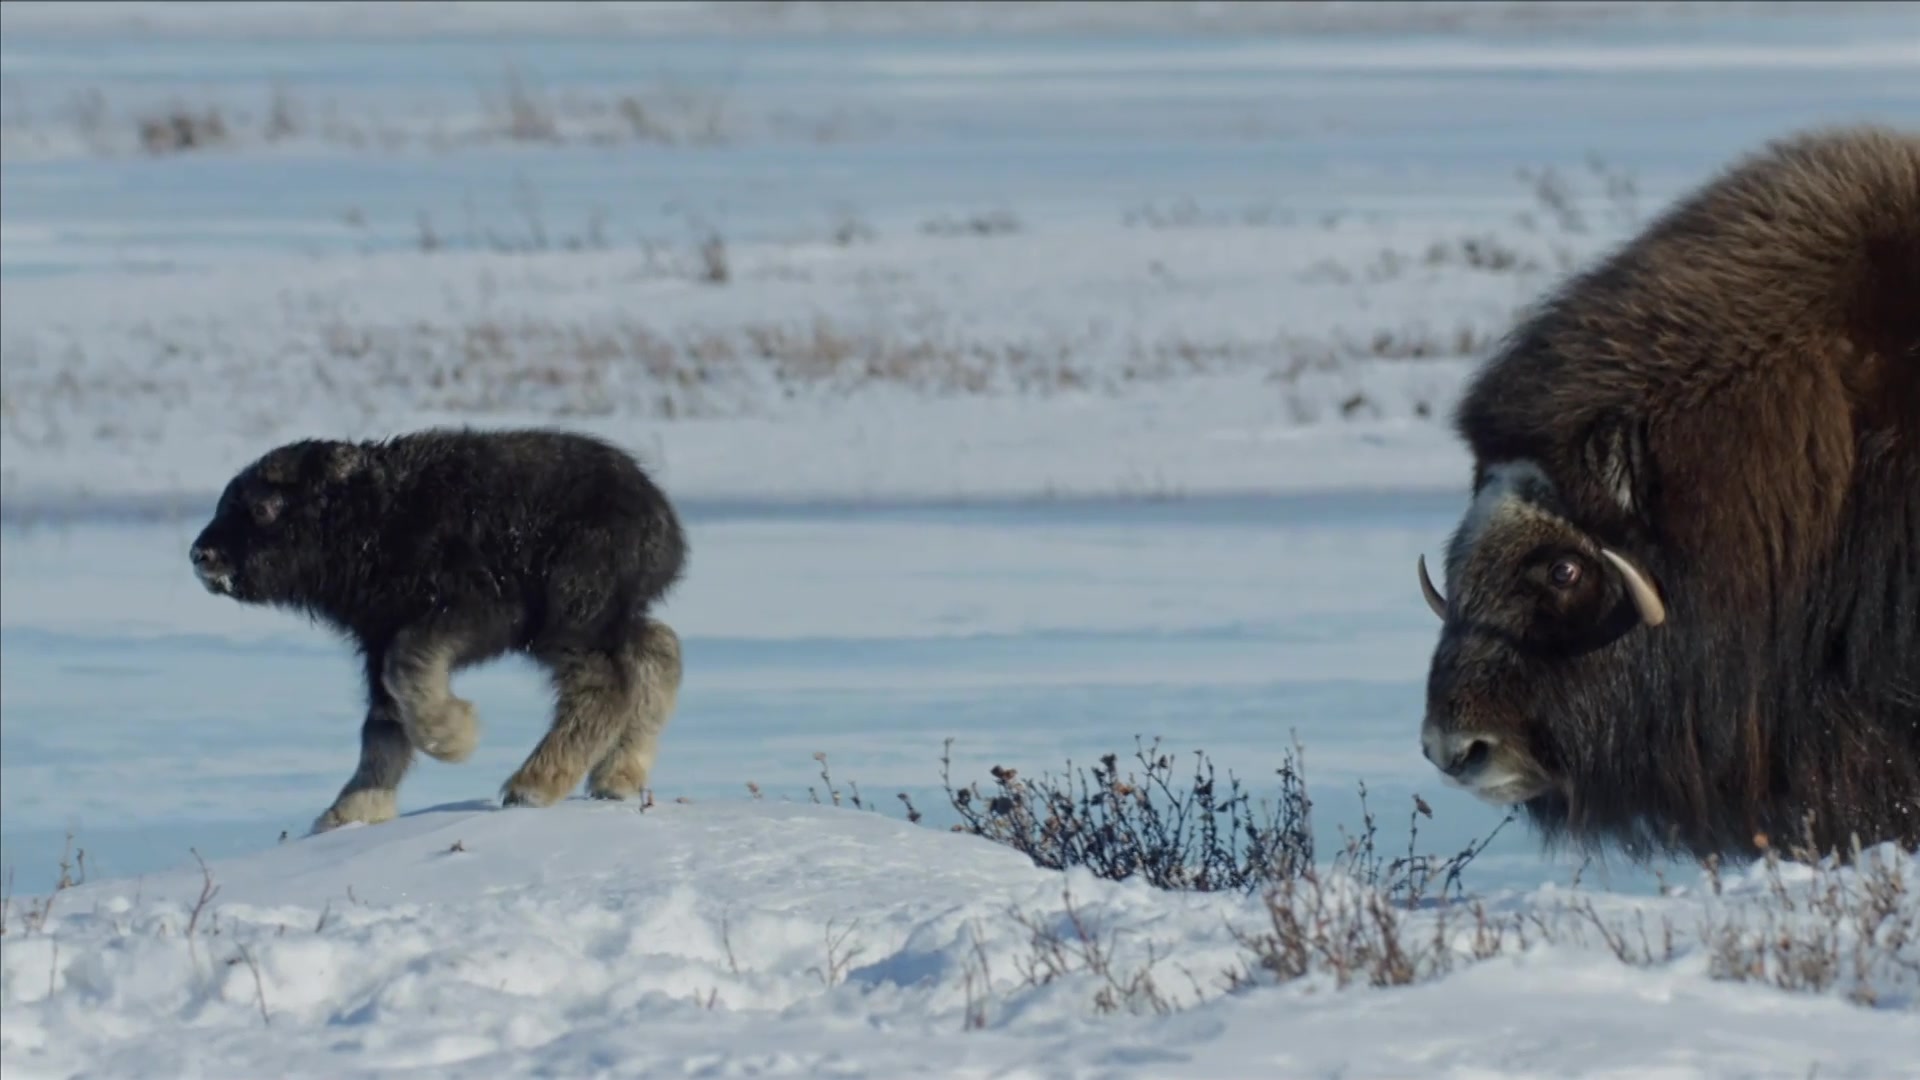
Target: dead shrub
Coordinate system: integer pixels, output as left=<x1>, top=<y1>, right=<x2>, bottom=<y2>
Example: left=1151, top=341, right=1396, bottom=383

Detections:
left=138, top=106, right=229, bottom=155
left=936, top=737, right=1915, bottom=1017
left=264, top=81, right=300, bottom=142
left=1008, top=886, right=1190, bottom=1016
left=488, top=66, right=559, bottom=143
left=1122, top=198, right=1290, bottom=229
left=921, top=210, right=1022, bottom=237
left=939, top=735, right=1502, bottom=899
left=1697, top=839, right=1919, bottom=1005
left=698, top=233, right=731, bottom=285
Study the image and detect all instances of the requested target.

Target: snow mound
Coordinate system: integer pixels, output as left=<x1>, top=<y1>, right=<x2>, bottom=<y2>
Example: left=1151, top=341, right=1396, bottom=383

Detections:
left=4, top=799, right=1916, bottom=1078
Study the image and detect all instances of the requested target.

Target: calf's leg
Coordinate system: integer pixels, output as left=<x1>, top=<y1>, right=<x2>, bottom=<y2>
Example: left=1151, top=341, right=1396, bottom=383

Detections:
left=312, top=649, right=415, bottom=833
left=587, top=619, right=684, bottom=801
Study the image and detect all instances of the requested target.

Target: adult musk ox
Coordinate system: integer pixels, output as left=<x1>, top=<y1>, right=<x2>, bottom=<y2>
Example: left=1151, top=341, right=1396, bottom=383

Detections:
left=1416, top=125, right=1920, bottom=863
left=190, top=427, right=688, bottom=833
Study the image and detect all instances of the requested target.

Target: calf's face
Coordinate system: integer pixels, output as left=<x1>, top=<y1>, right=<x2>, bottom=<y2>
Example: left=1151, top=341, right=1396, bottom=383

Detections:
left=190, top=440, right=365, bottom=604
left=1416, top=461, right=1668, bottom=807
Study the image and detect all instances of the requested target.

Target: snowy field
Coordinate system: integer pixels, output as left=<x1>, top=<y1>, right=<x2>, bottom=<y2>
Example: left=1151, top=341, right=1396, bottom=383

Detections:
left=4, top=2, right=1920, bottom=1076
left=5, top=800, right=1918, bottom=1079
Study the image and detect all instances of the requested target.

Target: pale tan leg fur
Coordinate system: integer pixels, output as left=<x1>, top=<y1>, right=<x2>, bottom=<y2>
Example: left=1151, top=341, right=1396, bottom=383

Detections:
left=588, top=620, right=684, bottom=800
left=500, top=643, right=640, bottom=807
left=312, top=788, right=399, bottom=833
left=383, top=627, right=481, bottom=764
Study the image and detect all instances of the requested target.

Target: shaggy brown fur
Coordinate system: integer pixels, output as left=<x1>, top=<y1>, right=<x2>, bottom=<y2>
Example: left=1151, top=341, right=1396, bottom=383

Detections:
left=1420, top=125, right=1920, bottom=862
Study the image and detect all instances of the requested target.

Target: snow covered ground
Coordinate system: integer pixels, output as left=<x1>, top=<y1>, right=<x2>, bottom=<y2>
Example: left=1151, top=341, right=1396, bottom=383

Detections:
left=4, top=801, right=1917, bottom=1079
left=4, top=4, right=1918, bottom=510
left=4, top=2, right=1920, bottom=1076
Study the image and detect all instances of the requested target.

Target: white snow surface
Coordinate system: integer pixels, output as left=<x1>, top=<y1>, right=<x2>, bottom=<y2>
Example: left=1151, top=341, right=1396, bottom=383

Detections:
left=6, top=6, right=1920, bottom=1076
left=4, top=801, right=1917, bottom=1080
left=5, top=2, right=1918, bottom=509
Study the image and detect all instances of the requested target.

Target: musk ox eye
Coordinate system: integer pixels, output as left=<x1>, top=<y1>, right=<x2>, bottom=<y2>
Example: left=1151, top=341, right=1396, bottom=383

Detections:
left=251, top=495, right=284, bottom=527
left=1549, top=558, right=1581, bottom=588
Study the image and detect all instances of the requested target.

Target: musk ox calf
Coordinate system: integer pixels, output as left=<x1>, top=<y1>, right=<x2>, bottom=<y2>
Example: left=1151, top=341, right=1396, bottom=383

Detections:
left=190, top=427, right=688, bottom=833
left=1417, top=125, right=1919, bottom=863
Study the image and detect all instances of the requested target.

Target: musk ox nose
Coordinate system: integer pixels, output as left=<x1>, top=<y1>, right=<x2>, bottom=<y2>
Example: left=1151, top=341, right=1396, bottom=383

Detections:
left=190, top=544, right=232, bottom=578
left=1422, top=728, right=1496, bottom=779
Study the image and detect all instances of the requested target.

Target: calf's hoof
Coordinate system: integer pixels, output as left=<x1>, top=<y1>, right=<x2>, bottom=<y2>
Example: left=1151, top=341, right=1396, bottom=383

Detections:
left=311, top=789, right=398, bottom=834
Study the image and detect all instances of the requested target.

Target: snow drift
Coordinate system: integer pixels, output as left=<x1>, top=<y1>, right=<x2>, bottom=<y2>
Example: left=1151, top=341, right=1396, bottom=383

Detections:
left=4, top=799, right=1916, bottom=1079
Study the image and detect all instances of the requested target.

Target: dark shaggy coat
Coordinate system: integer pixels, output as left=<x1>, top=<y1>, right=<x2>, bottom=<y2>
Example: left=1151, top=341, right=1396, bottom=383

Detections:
left=1444, top=125, right=1920, bottom=860
left=191, top=426, right=688, bottom=828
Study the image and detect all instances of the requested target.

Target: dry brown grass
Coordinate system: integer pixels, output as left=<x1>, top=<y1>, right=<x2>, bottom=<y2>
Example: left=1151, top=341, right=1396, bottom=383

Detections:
left=295, top=312, right=1445, bottom=420
left=950, top=825, right=1920, bottom=1026
left=0, top=157, right=1646, bottom=469
left=1301, top=157, right=1642, bottom=289
left=1, top=69, right=742, bottom=159
left=0, top=300, right=1495, bottom=459
left=1694, top=836, right=1919, bottom=1005
left=921, top=209, right=1023, bottom=237
left=1, top=831, right=87, bottom=937
left=1123, top=198, right=1296, bottom=230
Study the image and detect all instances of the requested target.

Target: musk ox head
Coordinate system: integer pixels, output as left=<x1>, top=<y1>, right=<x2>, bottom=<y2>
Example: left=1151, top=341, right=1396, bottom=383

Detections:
left=1416, top=459, right=1668, bottom=810
left=190, top=439, right=376, bottom=605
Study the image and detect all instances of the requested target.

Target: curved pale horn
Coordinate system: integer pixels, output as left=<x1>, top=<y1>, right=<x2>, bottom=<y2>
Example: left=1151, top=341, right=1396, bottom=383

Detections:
left=1599, top=548, right=1667, bottom=627
left=1417, top=555, right=1447, bottom=620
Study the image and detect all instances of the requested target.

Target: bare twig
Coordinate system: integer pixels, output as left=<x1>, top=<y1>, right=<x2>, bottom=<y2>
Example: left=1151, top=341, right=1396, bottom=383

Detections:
left=810, top=917, right=865, bottom=987
left=720, top=912, right=741, bottom=977
left=185, top=849, right=220, bottom=939
left=230, top=944, right=272, bottom=1027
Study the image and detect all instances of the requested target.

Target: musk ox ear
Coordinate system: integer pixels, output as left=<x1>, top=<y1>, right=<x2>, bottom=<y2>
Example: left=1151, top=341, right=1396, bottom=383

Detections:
left=322, top=443, right=369, bottom=485
left=1582, top=411, right=1652, bottom=516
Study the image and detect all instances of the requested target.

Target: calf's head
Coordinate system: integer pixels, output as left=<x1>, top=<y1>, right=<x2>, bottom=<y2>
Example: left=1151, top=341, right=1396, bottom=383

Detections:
left=190, top=439, right=373, bottom=605
left=1416, top=460, right=1668, bottom=808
